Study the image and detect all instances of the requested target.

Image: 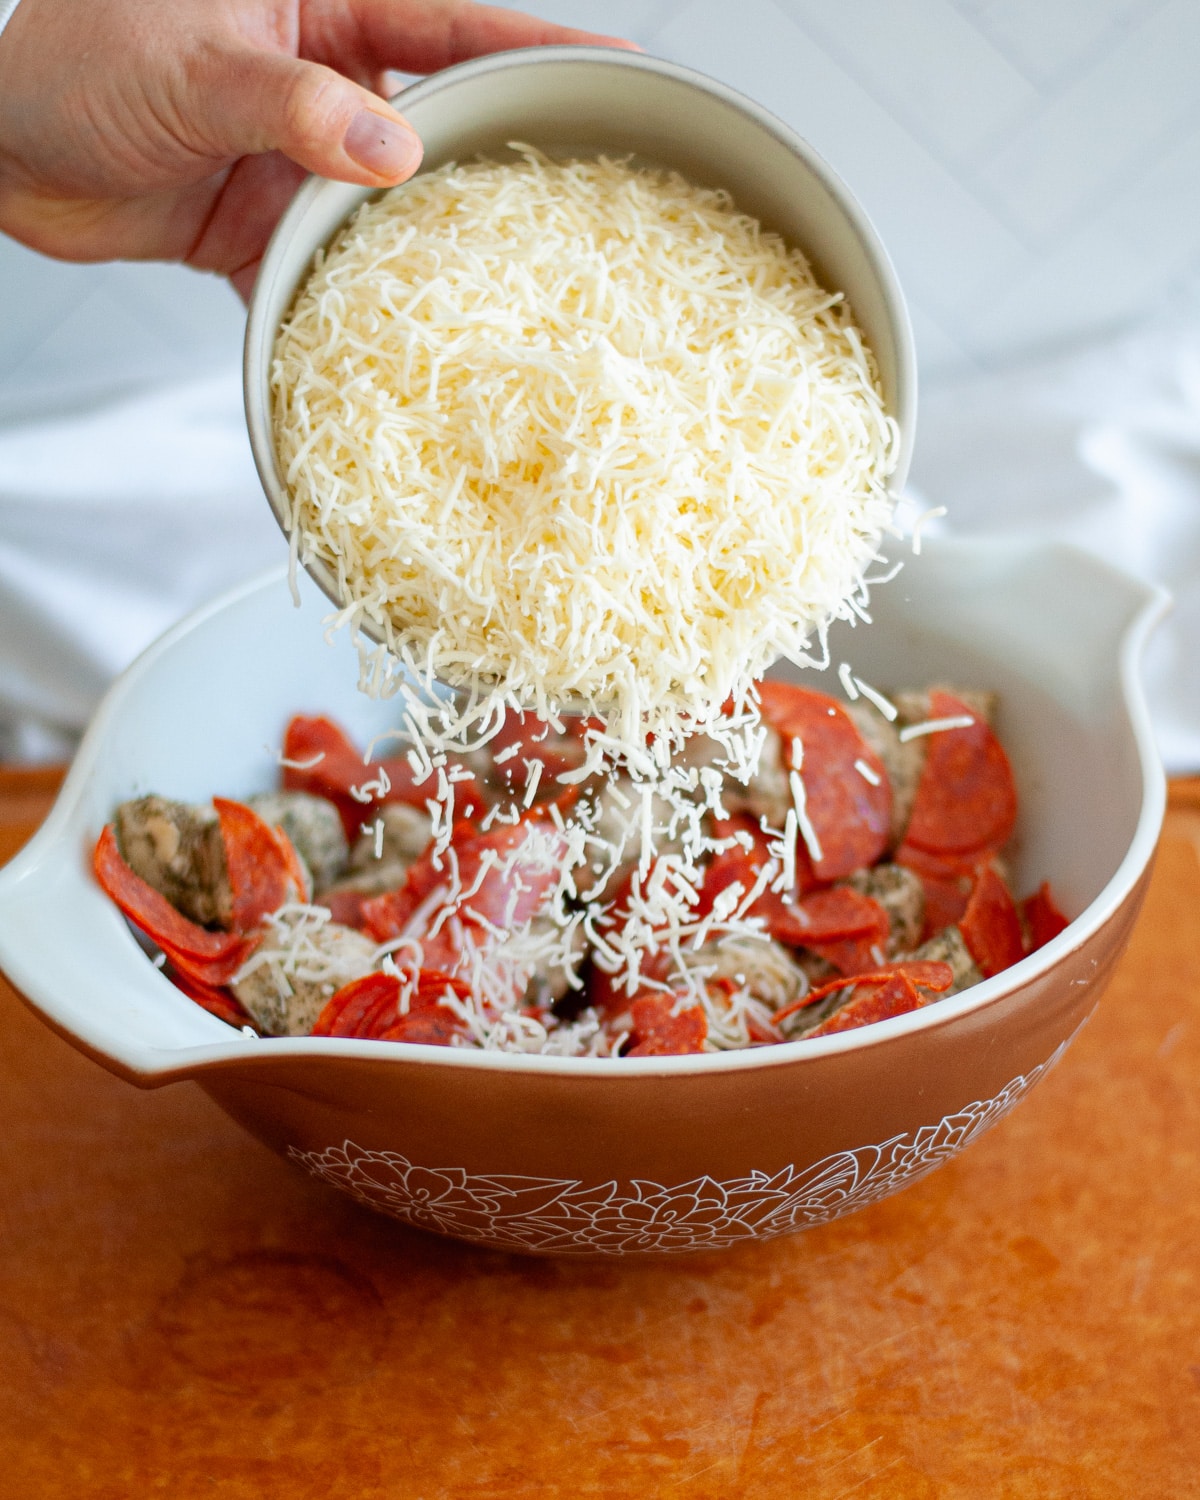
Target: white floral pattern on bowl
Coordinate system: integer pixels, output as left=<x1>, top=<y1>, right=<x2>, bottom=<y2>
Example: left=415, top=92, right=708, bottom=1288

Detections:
left=289, top=1041, right=1067, bottom=1254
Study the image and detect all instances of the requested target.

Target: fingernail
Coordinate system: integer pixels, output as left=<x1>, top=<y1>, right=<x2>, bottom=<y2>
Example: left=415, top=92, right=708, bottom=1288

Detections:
left=344, top=109, right=422, bottom=180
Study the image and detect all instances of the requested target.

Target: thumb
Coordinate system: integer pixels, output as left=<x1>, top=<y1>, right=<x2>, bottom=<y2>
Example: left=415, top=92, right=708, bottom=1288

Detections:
left=206, top=50, right=424, bottom=186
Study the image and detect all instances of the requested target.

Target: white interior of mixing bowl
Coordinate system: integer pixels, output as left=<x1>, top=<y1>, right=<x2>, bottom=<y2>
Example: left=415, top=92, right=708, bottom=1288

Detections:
left=0, top=537, right=1166, bottom=1083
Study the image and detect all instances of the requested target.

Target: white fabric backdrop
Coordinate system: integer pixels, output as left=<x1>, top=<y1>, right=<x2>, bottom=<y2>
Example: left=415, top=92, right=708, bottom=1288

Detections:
left=910, top=300, right=1200, bottom=771
left=0, top=374, right=280, bottom=759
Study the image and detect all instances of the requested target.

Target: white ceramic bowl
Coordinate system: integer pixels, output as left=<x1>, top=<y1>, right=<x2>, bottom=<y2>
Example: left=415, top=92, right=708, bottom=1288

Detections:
left=0, top=539, right=1166, bottom=1255
left=243, top=45, right=917, bottom=625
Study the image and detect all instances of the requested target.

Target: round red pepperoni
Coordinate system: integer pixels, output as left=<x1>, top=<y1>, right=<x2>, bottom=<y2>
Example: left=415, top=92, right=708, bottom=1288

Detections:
left=213, top=798, right=295, bottom=931
left=959, top=865, right=1024, bottom=979
left=380, top=1009, right=464, bottom=1046
left=1021, top=883, right=1069, bottom=953
left=903, top=691, right=1017, bottom=857
left=793, top=886, right=890, bottom=945
left=624, top=994, right=707, bottom=1056
left=93, top=825, right=253, bottom=986
left=312, top=971, right=401, bottom=1038
left=361, top=813, right=564, bottom=945
left=773, top=959, right=953, bottom=1026
left=757, top=682, right=891, bottom=880
left=282, top=714, right=485, bottom=839
left=170, top=970, right=253, bottom=1029
left=313, top=969, right=470, bottom=1040
left=805, top=972, right=923, bottom=1037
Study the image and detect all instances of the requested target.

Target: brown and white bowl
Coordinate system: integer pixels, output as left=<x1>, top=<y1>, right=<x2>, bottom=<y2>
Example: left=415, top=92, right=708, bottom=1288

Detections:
left=0, top=538, right=1166, bottom=1255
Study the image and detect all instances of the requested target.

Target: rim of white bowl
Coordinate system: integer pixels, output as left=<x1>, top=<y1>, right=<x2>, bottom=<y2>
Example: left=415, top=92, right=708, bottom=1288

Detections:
left=243, top=43, right=918, bottom=651
left=0, top=538, right=1169, bottom=1084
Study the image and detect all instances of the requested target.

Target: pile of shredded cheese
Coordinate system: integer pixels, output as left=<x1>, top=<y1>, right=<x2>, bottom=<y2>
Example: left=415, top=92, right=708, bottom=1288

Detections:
left=273, top=146, right=899, bottom=746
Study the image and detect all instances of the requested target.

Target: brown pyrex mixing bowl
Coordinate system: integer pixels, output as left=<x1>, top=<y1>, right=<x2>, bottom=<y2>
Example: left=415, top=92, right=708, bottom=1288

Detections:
left=0, top=538, right=1166, bottom=1254
left=242, top=45, right=917, bottom=642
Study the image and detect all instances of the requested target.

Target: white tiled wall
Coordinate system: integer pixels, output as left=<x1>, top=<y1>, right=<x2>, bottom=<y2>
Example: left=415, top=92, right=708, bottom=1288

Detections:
left=2, top=0, right=1200, bottom=407
left=647, top=0, right=1200, bottom=376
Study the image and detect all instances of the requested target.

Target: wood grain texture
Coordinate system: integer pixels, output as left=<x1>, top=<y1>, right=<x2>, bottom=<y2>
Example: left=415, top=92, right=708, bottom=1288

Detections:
left=1, top=771, right=1198, bottom=1497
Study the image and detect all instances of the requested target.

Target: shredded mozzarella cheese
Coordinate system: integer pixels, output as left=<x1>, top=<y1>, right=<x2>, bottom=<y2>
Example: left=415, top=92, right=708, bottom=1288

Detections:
left=851, top=676, right=898, bottom=721
left=898, top=714, right=975, bottom=742
left=854, top=757, right=882, bottom=785
left=273, top=146, right=899, bottom=747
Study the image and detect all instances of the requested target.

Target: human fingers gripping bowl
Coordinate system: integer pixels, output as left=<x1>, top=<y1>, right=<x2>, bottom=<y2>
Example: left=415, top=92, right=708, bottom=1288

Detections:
left=0, top=0, right=635, bottom=276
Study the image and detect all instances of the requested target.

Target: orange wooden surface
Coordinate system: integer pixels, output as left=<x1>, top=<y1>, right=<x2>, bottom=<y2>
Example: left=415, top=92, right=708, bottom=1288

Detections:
left=2, top=771, right=1200, bottom=1498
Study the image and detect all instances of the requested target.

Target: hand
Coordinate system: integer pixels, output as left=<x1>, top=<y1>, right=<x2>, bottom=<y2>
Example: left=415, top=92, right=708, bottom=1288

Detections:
left=0, top=0, right=634, bottom=297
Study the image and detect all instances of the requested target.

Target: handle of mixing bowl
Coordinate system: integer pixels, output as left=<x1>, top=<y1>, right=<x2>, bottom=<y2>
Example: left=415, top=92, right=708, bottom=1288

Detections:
left=0, top=821, right=251, bottom=1086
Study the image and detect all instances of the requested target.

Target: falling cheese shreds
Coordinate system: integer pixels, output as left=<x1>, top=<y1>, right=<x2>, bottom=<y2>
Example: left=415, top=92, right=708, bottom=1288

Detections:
left=911, top=506, right=947, bottom=556
left=853, top=757, right=882, bottom=786
left=788, top=761, right=824, bottom=867
left=897, top=714, right=976, bottom=742
left=852, top=676, right=898, bottom=721
left=272, top=146, right=900, bottom=748
left=277, top=750, right=326, bottom=771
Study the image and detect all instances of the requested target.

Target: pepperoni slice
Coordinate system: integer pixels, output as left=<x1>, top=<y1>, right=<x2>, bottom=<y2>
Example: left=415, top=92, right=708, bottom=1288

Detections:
left=583, top=865, right=676, bottom=1015
left=756, top=682, right=891, bottom=881
left=773, top=959, right=954, bottom=1026
left=380, top=1008, right=464, bottom=1046
left=916, top=873, right=973, bottom=941
left=93, top=826, right=254, bottom=986
left=313, top=969, right=471, bottom=1040
left=486, top=710, right=595, bottom=791
left=895, top=842, right=990, bottom=941
left=624, top=993, right=707, bottom=1056
left=454, top=815, right=566, bottom=932
left=960, top=865, right=1025, bottom=979
left=779, top=888, right=891, bottom=977
left=271, top=824, right=311, bottom=905
left=379, top=969, right=471, bottom=1046
left=696, top=814, right=816, bottom=940
left=312, top=972, right=401, bottom=1038
left=360, top=817, right=477, bottom=941
left=794, top=887, right=890, bottom=946
left=894, top=841, right=988, bottom=882
left=361, top=814, right=565, bottom=945
left=1021, top=882, right=1070, bottom=953
left=318, top=887, right=376, bottom=930
left=804, top=972, right=923, bottom=1038
left=697, top=817, right=885, bottom=953
left=805, top=921, right=892, bottom=980
left=696, top=816, right=770, bottom=917
left=589, top=948, right=675, bottom=1019
left=902, top=691, right=1017, bottom=858
left=282, top=715, right=388, bottom=839
left=170, top=970, right=254, bottom=1029
left=213, top=798, right=295, bottom=931
left=282, top=714, right=485, bottom=839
